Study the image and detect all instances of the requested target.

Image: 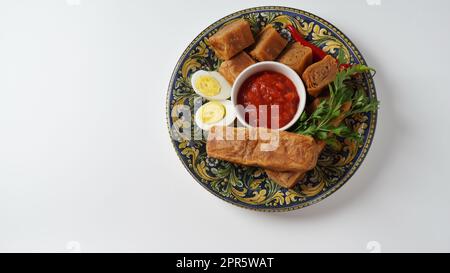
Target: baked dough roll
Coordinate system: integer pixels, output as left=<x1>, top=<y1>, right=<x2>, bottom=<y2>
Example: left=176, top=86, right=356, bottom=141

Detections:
left=250, top=26, right=288, bottom=61
left=218, top=52, right=256, bottom=84
left=277, top=43, right=313, bottom=75
left=265, top=169, right=306, bottom=189
left=302, top=55, right=338, bottom=97
left=265, top=141, right=326, bottom=188
left=208, top=19, right=255, bottom=60
left=207, top=126, right=320, bottom=173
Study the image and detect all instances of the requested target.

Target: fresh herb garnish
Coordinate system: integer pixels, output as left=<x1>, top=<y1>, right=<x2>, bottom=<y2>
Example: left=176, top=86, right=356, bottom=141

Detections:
left=293, top=61, right=379, bottom=144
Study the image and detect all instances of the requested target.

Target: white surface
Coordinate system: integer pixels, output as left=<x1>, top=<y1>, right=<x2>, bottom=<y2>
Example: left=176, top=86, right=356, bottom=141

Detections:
left=0, top=0, right=449, bottom=253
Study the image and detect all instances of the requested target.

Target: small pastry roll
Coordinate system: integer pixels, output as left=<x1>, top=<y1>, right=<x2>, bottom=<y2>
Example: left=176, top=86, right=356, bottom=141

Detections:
left=277, top=43, right=313, bottom=75
left=301, top=55, right=338, bottom=97
left=208, top=19, right=255, bottom=60
left=250, top=26, right=288, bottom=61
left=265, top=169, right=306, bottom=189
left=218, top=52, right=255, bottom=84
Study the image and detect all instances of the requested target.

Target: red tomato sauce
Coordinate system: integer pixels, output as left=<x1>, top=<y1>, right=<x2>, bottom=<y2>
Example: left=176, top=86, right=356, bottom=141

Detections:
left=237, top=71, right=299, bottom=129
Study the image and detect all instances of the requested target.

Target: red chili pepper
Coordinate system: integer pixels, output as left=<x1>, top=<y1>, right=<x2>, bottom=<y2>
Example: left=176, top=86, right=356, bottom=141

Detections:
left=287, top=25, right=352, bottom=70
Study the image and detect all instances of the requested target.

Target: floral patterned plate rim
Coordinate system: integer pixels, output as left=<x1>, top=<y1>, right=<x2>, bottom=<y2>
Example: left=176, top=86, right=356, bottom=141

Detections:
left=166, top=6, right=377, bottom=212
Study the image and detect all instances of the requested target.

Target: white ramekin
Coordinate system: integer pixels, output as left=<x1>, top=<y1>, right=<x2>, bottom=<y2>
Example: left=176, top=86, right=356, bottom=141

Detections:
left=231, top=61, right=306, bottom=131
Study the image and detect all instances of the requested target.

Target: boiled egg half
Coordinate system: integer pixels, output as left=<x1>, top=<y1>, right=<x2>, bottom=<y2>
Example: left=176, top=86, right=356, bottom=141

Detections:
left=195, top=100, right=236, bottom=131
left=191, top=70, right=231, bottom=100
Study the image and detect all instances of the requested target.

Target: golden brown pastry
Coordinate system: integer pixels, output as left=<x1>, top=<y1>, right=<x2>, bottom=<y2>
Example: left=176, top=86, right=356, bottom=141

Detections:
left=277, top=43, right=313, bottom=75
left=206, top=126, right=320, bottom=173
left=265, top=141, right=326, bottom=188
left=218, top=52, right=256, bottom=84
left=250, top=26, right=288, bottom=61
left=302, top=55, right=338, bottom=97
left=208, top=19, right=255, bottom=60
left=265, top=170, right=306, bottom=189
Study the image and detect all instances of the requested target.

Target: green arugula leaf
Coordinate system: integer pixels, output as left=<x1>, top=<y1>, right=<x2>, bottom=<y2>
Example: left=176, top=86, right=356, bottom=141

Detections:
left=293, top=63, right=379, bottom=145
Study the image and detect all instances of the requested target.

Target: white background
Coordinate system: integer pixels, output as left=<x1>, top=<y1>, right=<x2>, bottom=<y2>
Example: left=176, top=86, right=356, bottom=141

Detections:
left=1, top=0, right=449, bottom=253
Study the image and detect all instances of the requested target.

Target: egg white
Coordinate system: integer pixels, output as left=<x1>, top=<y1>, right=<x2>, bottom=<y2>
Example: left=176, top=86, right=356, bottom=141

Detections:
left=195, top=100, right=236, bottom=131
left=191, top=70, right=231, bottom=101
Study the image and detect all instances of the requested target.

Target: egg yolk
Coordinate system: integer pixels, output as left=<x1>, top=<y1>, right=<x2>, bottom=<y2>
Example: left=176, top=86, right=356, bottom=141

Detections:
left=195, top=75, right=221, bottom=97
left=200, top=101, right=226, bottom=124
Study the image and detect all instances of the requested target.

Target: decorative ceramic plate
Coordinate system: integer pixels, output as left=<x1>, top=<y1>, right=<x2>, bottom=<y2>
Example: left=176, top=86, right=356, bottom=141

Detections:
left=166, top=6, right=377, bottom=212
